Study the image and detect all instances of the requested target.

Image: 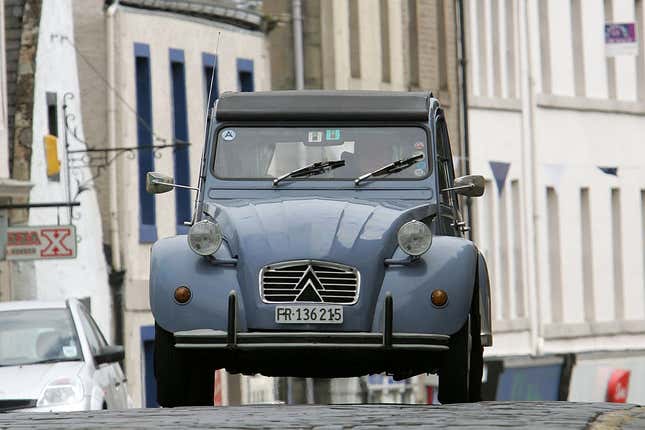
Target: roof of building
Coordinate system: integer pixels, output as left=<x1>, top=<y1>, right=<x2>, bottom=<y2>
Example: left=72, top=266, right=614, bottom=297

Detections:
left=215, top=90, right=435, bottom=122
left=110, top=0, right=265, bottom=30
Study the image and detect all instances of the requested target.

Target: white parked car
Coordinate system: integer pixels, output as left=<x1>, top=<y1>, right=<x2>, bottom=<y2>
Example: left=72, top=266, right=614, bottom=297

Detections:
left=0, top=299, right=129, bottom=412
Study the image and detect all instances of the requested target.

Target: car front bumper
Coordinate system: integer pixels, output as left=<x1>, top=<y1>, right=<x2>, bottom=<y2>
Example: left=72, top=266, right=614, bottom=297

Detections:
left=174, top=292, right=450, bottom=353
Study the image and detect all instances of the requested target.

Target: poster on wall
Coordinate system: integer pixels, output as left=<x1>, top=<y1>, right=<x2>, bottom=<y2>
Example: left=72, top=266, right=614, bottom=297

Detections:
left=605, top=22, right=638, bottom=56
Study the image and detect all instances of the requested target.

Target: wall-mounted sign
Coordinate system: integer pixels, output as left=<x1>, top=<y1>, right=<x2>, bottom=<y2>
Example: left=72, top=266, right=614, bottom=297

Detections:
left=5, top=225, right=77, bottom=260
left=606, top=369, right=630, bottom=403
left=605, top=22, right=638, bottom=56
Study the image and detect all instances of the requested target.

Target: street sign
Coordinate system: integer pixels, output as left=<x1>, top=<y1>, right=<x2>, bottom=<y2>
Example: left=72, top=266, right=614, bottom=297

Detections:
left=5, top=225, right=77, bottom=260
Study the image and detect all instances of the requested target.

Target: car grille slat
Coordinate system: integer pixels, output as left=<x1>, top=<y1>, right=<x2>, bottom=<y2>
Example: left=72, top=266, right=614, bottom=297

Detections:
left=261, top=260, right=359, bottom=304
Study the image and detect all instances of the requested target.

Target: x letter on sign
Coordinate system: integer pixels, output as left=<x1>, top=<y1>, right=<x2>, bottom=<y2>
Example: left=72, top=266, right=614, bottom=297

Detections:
left=40, top=228, right=73, bottom=257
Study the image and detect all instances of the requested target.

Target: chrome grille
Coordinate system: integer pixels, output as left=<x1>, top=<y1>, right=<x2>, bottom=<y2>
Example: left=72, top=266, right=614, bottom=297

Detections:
left=260, top=260, right=360, bottom=304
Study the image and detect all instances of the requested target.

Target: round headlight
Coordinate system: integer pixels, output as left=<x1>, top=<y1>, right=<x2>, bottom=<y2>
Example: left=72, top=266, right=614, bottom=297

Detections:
left=187, top=220, right=222, bottom=256
left=397, top=220, right=433, bottom=256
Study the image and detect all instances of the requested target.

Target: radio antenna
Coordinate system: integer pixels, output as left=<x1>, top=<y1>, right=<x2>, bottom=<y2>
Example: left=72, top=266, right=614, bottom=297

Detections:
left=191, top=31, right=222, bottom=226
left=204, top=31, right=222, bottom=128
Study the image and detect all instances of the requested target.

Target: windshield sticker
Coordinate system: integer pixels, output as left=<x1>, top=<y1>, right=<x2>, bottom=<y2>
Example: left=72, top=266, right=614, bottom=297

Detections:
left=307, top=131, right=323, bottom=143
left=325, top=129, right=341, bottom=141
left=62, top=345, right=77, bottom=358
left=416, top=161, right=427, bottom=170
left=414, top=168, right=425, bottom=177
left=221, top=129, right=236, bottom=141
left=415, top=141, right=424, bottom=150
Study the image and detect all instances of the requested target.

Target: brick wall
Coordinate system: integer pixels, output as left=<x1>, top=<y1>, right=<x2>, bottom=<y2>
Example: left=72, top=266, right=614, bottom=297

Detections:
left=4, top=0, right=26, bottom=173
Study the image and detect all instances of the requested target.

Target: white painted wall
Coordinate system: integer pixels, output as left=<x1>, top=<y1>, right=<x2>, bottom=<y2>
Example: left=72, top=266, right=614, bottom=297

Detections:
left=468, top=0, right=645, bottom=358
left=27, top=0, right=112, bottom=339
left=0, top=0, right=8, bottom=179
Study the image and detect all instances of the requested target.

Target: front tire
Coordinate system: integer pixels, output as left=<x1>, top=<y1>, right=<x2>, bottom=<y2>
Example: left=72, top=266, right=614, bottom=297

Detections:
left=154, top=323, right=214, bottom=407
left=438, top=299, right=483, bottom=404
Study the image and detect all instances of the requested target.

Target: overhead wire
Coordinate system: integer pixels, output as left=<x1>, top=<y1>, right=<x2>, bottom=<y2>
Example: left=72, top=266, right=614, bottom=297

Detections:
left=53, top=33, right=189, bottom=147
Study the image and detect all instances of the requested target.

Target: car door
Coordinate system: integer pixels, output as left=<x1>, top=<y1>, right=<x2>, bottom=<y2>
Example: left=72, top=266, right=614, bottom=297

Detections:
left=434, top=115, right=462, bottom=236
left=84, top=312, right=128, bottom=409
left=77, top=307, right=116, bottom=408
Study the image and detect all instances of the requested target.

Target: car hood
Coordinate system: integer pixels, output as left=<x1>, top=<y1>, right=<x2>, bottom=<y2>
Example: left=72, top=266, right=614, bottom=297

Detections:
left=205, top=197, right=435, bottom=330
left=206, top=197, right=435, bottom=262
left=0, top=361, right=83, bottom=400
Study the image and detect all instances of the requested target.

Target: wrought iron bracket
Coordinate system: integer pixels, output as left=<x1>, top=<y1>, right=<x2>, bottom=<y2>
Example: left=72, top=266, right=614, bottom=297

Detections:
left=62, top=92, right=190, bottom=199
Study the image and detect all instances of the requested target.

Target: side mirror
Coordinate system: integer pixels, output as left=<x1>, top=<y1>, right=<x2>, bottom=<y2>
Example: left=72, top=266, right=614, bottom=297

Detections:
left=94, top=345, right=125, bottom=365
left=146, top=172, right=174, bottom=194
left=445, top=175, right=485, bottom=197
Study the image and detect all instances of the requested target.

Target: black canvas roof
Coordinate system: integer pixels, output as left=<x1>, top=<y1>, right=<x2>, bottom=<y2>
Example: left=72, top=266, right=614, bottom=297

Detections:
left=215, top=91, right=434, bottom=122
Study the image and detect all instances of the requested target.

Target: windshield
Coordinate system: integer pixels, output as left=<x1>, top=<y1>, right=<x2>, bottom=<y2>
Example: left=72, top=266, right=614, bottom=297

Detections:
left=213, top=127, right=430, bottom=180
left=0, top=308, right=82, bottom=366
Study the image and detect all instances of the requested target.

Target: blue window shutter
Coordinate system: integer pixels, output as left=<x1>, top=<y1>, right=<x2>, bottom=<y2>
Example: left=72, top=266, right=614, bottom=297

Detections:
left=237, top=58, right=254, bottom=92
left=202, top=53, right=218, bottom=113
left=134, top=42, right=157, bottom=244
left=170, top=48, right=191, bottom=234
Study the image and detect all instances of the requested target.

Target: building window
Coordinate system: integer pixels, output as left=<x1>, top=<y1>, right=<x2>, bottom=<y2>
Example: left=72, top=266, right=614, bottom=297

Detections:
left=570, top=0, right=586, bottom=97
left=511, top=180, right=524, bottom=317
left=491, top=0, right=502, bottom=97
left=170, top=49, right=191, bottom=234
left=604, top=0, right=617, bottom=99
left=484, top=180, right=499, bottom=319
left=637, top=0, right=645, bottom=101
left=580, top=187, right=594, bottom=321
left=546, top=187, right=563, bottom=323
left=436, top=0, right=448, bottom=91
left=504, top=0, right=517, bottom=98
left=237, top=58, right=254, bottom=92
left=611, top=188, right=623, bottom=319
left=641, top=189, right=645, bottom=296
left=380, top=0, right=391, bottom=83
left=134, top=42, right=157, bottom=244
left=408, top=0, right=419, bottom=87
left=46, top=92, right=58, bottom=137
left=499, top=178, right=510, bottom=320
left=538, top=0, right=552, bottom=94
left=203, top=53, right=218, bottom=114
left=349, top=0, right=361, bottom=79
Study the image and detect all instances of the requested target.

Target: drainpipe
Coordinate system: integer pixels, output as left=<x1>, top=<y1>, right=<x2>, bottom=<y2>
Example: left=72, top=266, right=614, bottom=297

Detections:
left=456, top=0, right=472, bottom=238
left=518, top=0, right=542, bottom=356
left=292, top=0, right=304, bottom=89
left=106, top=1, right=124, bottom=346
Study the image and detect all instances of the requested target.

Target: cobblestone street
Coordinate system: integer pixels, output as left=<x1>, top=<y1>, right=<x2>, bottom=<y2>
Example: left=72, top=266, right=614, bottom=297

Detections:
left=1, top=403, right=645, bottom=429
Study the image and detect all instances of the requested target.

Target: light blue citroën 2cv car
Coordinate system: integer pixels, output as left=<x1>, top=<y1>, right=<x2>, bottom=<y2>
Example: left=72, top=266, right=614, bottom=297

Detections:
left=146, top=91, right=492, bottom=406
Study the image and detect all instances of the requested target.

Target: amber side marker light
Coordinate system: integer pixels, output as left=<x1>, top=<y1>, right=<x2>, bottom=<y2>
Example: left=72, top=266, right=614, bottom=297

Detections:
left=431, top=289, right=448, bottom=307
left=174, top=286, right=192, bottom=304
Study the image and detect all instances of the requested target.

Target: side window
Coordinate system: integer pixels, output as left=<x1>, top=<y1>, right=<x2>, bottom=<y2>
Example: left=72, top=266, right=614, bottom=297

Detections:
left=87, top=313, right=108, bottom=349
left=436, top=119, right=456, bottom=208
left=78, top=308, right=105, bottom=356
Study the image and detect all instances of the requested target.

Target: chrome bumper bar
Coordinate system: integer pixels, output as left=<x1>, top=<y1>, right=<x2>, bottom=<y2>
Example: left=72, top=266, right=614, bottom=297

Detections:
left=174, top=291, right=450, bottom=352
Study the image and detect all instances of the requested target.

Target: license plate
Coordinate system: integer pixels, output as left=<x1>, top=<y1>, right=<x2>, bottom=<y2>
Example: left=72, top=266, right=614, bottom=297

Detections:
left=275, top=305, right=343, bottom=324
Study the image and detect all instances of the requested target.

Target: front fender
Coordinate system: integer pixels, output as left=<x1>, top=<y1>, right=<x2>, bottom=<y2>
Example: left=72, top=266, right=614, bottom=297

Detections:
left=149, top=236, right=247, bottom=333
left=372, top=236, right=478, bottom=336
left=477, top=249, right=493, bottom=346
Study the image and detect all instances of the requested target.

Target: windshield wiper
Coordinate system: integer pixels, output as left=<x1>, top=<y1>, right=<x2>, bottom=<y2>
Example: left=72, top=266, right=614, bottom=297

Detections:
left=273, top=160, right=345, bottom=186
left=354, top=153, right=424, bottom=185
